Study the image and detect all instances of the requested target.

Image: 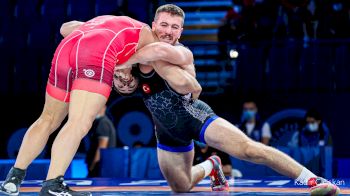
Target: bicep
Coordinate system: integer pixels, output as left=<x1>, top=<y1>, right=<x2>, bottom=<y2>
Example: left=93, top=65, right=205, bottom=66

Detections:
left=155, top=45, right=196, bottom=77
left=152, top=61, right=200, bottom=94
left=168, top=45, right=194, bottom=67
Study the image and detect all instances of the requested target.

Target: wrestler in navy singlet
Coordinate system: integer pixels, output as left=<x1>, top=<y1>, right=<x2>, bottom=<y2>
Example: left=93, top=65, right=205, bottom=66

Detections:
left=134, top=66, right=218, bottom=151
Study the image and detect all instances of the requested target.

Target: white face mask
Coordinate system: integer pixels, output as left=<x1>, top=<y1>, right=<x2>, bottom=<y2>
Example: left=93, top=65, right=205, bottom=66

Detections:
left=307, top=123, right=319, bottom=132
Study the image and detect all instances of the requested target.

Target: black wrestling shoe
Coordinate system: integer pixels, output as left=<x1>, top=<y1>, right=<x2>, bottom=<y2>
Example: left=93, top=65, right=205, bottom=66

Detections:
left=0, top=167, right=26, bottom=196
left=39, top=176, right=91, bottom=196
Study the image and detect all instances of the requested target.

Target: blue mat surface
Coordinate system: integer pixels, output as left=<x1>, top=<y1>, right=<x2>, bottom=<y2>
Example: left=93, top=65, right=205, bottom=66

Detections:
left=0, top=177, right=349, bottom=195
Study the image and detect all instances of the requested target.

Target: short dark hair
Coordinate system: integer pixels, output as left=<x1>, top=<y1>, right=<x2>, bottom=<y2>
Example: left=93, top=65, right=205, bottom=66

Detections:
left=242, top=99, right=258, bottom=108
left=154, top=4, right=185, bottom=23
left=305, top=108, right=322, bottom=120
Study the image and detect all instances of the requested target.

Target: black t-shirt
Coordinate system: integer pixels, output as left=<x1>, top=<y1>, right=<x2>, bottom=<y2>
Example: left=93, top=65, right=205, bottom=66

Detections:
left=85, top=115, right=116, bottom=166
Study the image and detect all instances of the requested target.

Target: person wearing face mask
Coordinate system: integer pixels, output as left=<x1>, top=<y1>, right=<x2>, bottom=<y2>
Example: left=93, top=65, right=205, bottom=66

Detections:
left=299, top=109, right=332, bottom=147
left=114, top=4, right=340, bottom=195
left=238, top=100, right=272, bottom=145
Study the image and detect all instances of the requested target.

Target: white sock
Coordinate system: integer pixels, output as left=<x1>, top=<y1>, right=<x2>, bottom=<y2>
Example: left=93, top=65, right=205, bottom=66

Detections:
left=296, top=167, right=317, bottom=184
left=198, top=160, right=214, bottom=177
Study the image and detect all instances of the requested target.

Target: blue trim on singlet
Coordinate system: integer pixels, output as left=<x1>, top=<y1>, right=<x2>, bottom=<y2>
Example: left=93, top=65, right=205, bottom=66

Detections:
left=157, top=141, right=194, bottom=152
left=199, top=115, right=219, bottom=144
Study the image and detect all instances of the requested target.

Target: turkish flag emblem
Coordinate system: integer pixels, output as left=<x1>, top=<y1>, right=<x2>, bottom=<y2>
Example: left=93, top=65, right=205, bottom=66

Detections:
left=142, top=84, right=151, bottom=94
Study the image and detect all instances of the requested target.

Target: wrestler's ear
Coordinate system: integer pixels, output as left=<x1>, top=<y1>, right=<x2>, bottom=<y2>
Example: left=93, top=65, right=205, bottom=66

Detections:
left=178, top=27, right=183, bottom=40
left=151, top=21, right=156, bottom=31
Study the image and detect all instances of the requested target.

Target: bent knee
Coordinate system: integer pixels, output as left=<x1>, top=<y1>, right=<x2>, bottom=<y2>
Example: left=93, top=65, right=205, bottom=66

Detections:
left=170, top=183, right=191, bottom=193
left=166, top=176, right=192, bottom=193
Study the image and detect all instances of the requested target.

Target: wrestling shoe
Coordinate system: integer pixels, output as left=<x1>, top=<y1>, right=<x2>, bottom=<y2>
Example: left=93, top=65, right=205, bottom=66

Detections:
left=208, top=155, right=229, bottom=191
left=0, top=167, right=26, bottom=195
left=39, top=176, right=91, bottom=196
left=308, top=177, right=340, bottom=196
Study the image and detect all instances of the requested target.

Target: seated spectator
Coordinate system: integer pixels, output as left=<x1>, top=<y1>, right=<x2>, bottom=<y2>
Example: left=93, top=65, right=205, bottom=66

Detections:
left=85, top=105, right=117, bottom=177
left=237, top=100, right=271, bottom=145
left=299, top=108, right=332, bottom=147
left=193, top=142, right=233, bottom=177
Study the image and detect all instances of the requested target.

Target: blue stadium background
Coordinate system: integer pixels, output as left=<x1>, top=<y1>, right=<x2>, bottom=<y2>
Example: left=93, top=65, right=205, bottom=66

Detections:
left=0, top=0, right=349, bottom=179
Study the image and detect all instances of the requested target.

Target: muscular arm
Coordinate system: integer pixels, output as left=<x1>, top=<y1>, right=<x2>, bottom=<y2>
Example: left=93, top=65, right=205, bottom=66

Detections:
left=115, top=41, right=200, bottom=98
left=121, top=42, right=194, bottom=69
left=146, top=61, right=202, bottom=99
left=60, top=20, right=84, bottom=37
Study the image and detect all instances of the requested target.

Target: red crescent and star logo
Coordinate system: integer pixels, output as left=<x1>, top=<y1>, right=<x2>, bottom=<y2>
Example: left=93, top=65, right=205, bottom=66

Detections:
left=142, top=83, right=151, bottom=94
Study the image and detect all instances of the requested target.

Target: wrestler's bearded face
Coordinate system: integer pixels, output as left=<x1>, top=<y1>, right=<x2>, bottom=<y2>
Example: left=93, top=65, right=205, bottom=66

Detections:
left=152, top=12, right=184, bottom=45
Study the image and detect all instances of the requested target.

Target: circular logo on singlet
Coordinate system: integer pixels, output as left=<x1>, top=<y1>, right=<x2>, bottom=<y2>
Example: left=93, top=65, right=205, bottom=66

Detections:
left=142, top=84, right=151, bottom=94
left=83, top=69, right=95, bottom=78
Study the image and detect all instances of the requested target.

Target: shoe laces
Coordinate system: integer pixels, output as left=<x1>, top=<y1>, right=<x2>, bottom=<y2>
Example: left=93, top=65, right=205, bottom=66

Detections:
left=211, top=168, right=226, bottom=186
left=216, top=169, right=227, bottom=185
left=6, top=176, right=21, bottom=185
left=57, top=181, right=72, bottom=192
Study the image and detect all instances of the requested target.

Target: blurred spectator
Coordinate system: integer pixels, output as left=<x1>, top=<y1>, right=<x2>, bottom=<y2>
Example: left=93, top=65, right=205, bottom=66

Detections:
left=218, top=7, right=242, bottom=42
left=304, top=0, right=320, bottom=40
left=193, top=142, right=233, bottom=177
left=274, top=4, right=288, bottom=39
left=237, top=100, right=271, bottom=145
left=325, top=1, right=350, bottom=38
left=85, top=105, right=116, bottom=177
left=217, top=6, right=242, bottom=59
left=255, top=0, right=279, bottom=41
left=299, top=108, right=332, bottom=147
left=240, top=0, right=258, bottom=42
left=281, top=0, right=309, bottom=39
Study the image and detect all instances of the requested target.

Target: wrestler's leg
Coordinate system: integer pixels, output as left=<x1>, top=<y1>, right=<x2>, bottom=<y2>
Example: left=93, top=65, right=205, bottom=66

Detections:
left=157, top=148, right=210, bottom=192
left=14, top=31, right=80, bottom=169
left=46, top=89, right=107, bottom=180
left=204, top=117, right=311, bottom=180
left=15, top=93, right=68, bottom=170
left=204, top=117, right=340, bottom=195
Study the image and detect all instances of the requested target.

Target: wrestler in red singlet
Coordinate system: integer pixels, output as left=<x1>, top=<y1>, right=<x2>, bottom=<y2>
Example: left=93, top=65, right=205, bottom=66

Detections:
left=46, top=15, right=147, bottom=102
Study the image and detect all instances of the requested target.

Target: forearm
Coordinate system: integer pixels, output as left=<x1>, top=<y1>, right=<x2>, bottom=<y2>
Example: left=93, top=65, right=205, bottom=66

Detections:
left=152, top=61, right=202, bottom=96
left=89, top=138, right=108, bottom=171
left=169, top=72, right=202, bottom=95
left=60, top=20, right=84, bottom=37
left=128, top=42, right=193, bottom=67
left=176, top=73, right=202, bottom=98
left=89, top=149, right=101, bottom=171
